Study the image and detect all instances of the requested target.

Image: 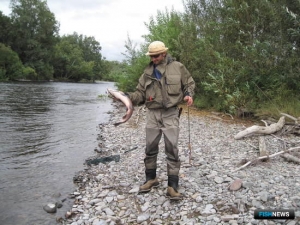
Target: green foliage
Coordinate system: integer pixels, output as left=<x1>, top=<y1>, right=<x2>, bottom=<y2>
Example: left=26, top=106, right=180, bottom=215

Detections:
left=1, top=1, right=107, bottom=82
left=0, top=12, right=13, bottom=46
left=112, top=0, right=300, bottom=118
left=122, top=34, right=139, bottom=65
left=0, top=43, right=25, bottom=81
left=97, top=94, right=109, bottom=101
left=102, top=60, right=127, bottom=82
left=70, top=33, right=103, bottom=80
left=256, top=85, right=300, bottom=119
left=117, top=54, right=149, bottom=92
left=143, top=8, right=184, bottom=60
left=114, top=9, right=187, bottom=93
left=116, top=35, right=150, bottom=92
left=52, top=33, right=104, bottom=82
left=22, top=66, right=37, bottom=80
left=178, top=0, right=300, bottom=116
left=9, top=0, right=59, bottom=80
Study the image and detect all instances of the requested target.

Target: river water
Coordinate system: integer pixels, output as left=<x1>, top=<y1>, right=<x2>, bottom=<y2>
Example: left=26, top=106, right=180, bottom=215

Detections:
left=0, top=81, right=116, bottom=225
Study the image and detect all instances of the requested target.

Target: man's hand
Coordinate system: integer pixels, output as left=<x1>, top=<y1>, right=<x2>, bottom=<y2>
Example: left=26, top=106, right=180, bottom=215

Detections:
left=184, top=96, right=193, bottom=107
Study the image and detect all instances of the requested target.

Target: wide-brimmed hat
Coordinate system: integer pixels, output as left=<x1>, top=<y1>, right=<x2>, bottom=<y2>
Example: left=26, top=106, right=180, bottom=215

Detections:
left=145, top=41, right=168, bottom=56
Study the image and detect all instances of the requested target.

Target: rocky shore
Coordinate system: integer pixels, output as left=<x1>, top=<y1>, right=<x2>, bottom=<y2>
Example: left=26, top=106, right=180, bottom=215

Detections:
left=63, top=103, right=300, bottom=225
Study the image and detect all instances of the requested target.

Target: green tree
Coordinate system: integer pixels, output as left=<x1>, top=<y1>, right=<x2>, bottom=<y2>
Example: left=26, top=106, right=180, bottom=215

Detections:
left=111, top=0, right=300, bottom=117
left=53, top=33, right=104, bottom=82
left=143, top=8, right=184, bottom=61
left=53, top=35, right=94, bottom=82
left=0, top=11, right=13, bottom=46
left=0, top=43, right=25, bottom=80
left=102, top=60, right=127, bottom=82
left=116, top=35, right=149, bottom=92
left=122, top=34, right=139, bottom=65
left=181, top=0, right=300, bottom=114
left=116, top=9, right=187, bottom=93
left=73, top=33, right=104, bottom=81
left=9, top=0, right=59, bottom=80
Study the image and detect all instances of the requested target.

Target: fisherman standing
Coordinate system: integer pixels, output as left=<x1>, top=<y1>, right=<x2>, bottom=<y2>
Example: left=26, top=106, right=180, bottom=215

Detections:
left=127, top=41, right=195, bottom=200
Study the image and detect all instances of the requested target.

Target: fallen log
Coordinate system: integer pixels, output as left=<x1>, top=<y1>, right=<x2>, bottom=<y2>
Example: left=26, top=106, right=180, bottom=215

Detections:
left=233, top=146, right=300, bottom=172
left=234, top=116, right=285, bottom=140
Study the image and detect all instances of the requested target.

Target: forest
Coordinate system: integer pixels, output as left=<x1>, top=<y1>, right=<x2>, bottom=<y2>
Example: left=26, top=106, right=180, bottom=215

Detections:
left=1, top=0, right=300, bottom=118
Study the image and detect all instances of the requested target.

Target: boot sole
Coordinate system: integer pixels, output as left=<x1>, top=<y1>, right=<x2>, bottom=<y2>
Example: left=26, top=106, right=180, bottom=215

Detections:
left=165, top=194, right=182, bottom=200
left=138, top=182, right=159, bottom=193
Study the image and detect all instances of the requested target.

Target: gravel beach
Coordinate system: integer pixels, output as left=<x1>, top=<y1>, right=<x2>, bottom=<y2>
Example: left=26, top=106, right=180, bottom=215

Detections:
left=64, top=102, right=300, bottom=225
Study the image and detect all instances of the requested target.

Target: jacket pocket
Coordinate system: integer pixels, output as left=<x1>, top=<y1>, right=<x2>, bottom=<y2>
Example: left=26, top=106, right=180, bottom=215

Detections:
left=145, top=79, right=156, bottom=101
left=166, top=75, right=181, bottom=95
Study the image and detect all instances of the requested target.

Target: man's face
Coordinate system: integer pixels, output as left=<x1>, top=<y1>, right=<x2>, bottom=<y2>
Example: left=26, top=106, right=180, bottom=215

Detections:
left=150, top=53, right=165, bottom=65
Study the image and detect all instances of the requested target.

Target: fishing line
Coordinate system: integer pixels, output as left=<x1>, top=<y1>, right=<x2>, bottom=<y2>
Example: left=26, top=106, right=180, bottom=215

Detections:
left=188, top=106, right=192, bottom=164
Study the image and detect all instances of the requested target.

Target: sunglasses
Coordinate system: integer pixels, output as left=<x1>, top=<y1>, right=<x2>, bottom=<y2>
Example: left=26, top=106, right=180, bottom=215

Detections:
left=150, top=54, right=161, bottom=59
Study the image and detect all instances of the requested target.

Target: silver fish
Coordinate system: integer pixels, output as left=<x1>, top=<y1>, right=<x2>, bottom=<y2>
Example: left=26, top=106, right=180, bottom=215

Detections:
left=107, top=88, right=133, bottom=126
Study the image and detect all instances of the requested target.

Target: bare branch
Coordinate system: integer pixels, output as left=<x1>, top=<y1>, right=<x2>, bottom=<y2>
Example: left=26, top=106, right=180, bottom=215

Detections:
left=233, top=146, right=300, bottom=172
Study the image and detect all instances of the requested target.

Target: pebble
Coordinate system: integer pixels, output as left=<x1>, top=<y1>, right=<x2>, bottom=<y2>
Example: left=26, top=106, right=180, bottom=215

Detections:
left=43, top=203, right=57, bottom=213
left=229, top=179, right=243, bottom=191
left=63, top=105, right=300, bottom=224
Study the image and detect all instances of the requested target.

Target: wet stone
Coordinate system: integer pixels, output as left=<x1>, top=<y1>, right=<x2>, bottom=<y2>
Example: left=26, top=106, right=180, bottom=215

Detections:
left=43, top=203, right=57, bottom=213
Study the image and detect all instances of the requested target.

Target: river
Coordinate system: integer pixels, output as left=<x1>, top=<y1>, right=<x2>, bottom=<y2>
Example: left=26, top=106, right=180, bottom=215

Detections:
left=0, top=81, right=116, bottom=225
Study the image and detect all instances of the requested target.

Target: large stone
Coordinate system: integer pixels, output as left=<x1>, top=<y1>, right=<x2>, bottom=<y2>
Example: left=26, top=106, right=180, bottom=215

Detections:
left=103, top=207, right=115, bottom=216
left=229, top=179, right=243, bottom=191
left=43, top=203, right=57, bottom=213
left=55, top=200, right=63, bottom=208
left=137, top=213, right=150, bottom=223
left=214, top=176, right=224, bottom=184
left=259, top=191, right=269, bottom=202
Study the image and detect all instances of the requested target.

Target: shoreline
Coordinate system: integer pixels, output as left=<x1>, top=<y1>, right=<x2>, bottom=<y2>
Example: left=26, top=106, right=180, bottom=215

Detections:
left=64, top=103, right=300, bottom=225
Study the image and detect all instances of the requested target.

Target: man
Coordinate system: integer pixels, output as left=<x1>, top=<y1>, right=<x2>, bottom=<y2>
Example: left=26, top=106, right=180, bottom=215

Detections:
left=127, top=41, right=195, bottom=200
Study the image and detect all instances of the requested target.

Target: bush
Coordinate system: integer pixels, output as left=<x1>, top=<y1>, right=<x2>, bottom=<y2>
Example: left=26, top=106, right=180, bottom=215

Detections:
left=0, top=43, right=24, bottom=80
left=23, top=66, right=37, bottom=80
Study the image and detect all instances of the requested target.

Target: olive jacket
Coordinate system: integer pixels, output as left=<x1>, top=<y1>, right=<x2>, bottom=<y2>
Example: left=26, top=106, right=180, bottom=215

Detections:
left=128, top=55, right=195, bottom=109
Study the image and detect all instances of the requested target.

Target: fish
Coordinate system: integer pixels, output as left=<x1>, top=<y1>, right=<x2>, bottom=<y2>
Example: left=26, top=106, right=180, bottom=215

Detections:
left=107, top=88, right=133, bottom=126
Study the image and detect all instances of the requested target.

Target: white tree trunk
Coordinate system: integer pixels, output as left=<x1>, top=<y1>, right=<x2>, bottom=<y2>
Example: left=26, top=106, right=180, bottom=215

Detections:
left=234, top=116, right=285, bottom=140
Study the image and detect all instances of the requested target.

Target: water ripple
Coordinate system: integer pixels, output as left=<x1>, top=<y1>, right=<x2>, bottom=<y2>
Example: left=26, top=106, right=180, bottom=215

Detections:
left=0, top=81, right=115, bottom=225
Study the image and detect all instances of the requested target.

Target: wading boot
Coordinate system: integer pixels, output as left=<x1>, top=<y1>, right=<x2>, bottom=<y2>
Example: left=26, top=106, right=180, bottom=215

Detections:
left=139, top=169, right=159, bottom=193
left=166, top=175, right=182, bottom=200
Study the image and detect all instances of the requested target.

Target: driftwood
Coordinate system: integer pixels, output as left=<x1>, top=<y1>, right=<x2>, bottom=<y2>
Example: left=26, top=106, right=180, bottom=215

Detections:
left=258, top=136, right=268, bottom=158
left=280, top=113, right=299, bottom=124
left=281, top=153, right=300, bottom=164
left=233, top=113, right=300, bottom=171
left=234, top=116, right=285, bottom=139
left=233, top=146, right=300, bottom=172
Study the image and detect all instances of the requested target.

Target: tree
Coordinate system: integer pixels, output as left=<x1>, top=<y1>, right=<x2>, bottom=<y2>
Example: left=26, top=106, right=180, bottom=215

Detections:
left=143, top=8, right=184, bottom=61
left=0, top=11, right=13, bottom=46
left=52, top=35, right=91, bottom=81
left=180, top=0, right=300, bottom=114
left=52, top=33, right=104, bottom=82
left=0, top=43, right=25, bottom=80
left=122, top=34, right=139, bottom=65
left=73, top=33, right=104, bottom=80
left=9, top=0, right=59, bottom=80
